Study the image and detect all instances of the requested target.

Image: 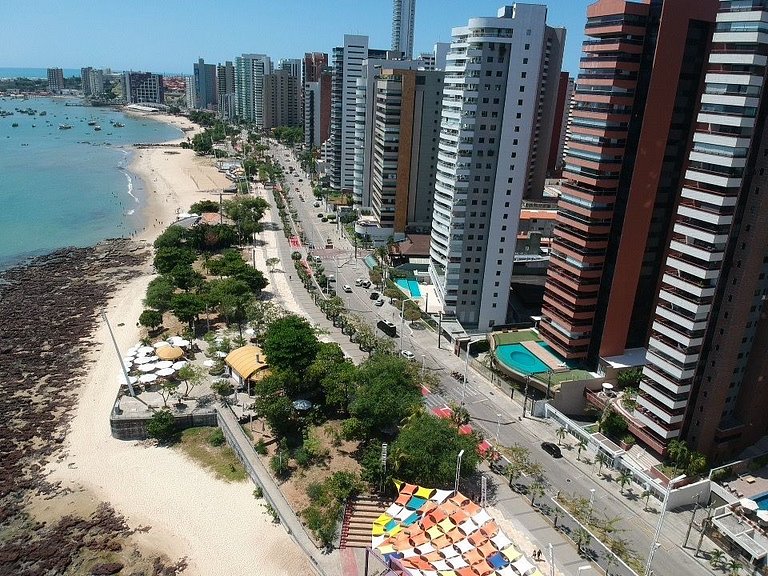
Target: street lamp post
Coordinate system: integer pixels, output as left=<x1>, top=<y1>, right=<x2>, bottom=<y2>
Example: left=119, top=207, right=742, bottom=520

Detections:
left=645, top=474, right=685, bottom=576
left=454, top=449, right=465, bottom=494
left=495, top=413, right=502, bottom=446
left=523, top=375, right=530, bottom=418
left=548, top=543, right=555, bottom=576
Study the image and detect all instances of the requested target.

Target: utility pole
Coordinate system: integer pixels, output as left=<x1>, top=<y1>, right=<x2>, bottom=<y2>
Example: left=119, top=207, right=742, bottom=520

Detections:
left=684, top=494, right=702, bottom=548
left=438, top=312, right=443, bottom=349
left=695, top=507, right=713, bottom=558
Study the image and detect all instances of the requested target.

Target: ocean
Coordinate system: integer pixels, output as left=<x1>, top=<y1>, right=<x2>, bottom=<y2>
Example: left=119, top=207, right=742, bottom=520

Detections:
left=0, top=67, right=82, bottom=80
left=0, top=97, right=182, bottom=269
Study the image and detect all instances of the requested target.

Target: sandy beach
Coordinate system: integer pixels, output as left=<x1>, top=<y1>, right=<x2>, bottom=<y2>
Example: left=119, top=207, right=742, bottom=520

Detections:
left=39, top=112, right=311, bottom=575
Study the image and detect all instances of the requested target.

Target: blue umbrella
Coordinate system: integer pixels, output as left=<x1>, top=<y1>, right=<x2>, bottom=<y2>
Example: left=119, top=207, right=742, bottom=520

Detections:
left=292, top=399, right=313, bottom=411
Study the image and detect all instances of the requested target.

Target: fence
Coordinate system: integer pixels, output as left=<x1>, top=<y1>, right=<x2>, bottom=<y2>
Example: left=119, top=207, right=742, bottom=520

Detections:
left=544, top=404, right=666, bottom=501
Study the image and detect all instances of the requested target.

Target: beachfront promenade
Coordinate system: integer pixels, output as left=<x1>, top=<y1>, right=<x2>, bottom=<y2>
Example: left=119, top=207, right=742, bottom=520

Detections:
left=216, top=404, right=343, bottom=576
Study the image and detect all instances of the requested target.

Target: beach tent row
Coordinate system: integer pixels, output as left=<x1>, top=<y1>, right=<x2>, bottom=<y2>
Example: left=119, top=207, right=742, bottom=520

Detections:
left=372, top=481, right=542, bottom=576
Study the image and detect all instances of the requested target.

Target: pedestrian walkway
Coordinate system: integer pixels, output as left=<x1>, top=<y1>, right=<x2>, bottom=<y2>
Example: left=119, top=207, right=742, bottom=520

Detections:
left=216, top=405, right=340, bottom=576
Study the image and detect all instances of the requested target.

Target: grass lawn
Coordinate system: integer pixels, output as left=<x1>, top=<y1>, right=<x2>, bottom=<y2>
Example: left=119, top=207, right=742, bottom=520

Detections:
left=492, top=329, right=539, bottom=346
left=174, top=427, right=248, bottom=482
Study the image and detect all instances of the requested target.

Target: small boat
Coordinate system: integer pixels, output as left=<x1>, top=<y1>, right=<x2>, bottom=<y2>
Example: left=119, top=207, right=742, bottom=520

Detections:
left=114, top=122, right=125, bottom=128
left=88, top=120, right=97, bottom=126
left=59, top=124, right=72, bottom=130
left=11, top=122, right=18, bottom=127
left=94, top=125, right=102, bottom=131
left=39, top=111, right=47, bottom=116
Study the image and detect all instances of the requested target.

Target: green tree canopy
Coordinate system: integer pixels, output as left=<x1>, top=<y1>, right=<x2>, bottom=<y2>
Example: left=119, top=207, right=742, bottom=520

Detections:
left=349, top=355, right=422, bottom=437
left=139, top=309, right=163, bottom=331
left=171, top=293, right=206, bottom=330
left=153, top=225, right=188, bottom=250
left=144, top=275, right=176, bottom=312
left=263, top=315, right=320, bottom=375
left=252, top=371, right=296, bottom=437
left=306, top=342, right=357, bottom=411
left=390, top=414, right=480, bottom=488
left=222, top=196, right=269, bottom=242
left=170, top=264, right=204, bottom=292
left=154, top=246, right=197, bottom=275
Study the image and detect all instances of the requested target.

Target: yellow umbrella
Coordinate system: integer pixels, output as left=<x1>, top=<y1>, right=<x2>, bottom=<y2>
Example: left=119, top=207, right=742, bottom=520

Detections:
left=156, top=346, right=184, bottom=360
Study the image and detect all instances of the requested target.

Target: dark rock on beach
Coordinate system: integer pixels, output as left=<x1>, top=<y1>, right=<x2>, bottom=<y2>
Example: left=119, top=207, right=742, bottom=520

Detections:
left=0, top=239, right=185, bottom=575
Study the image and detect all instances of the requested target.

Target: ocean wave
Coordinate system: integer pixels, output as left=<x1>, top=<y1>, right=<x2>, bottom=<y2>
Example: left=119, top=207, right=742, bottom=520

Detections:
left=122, top=170, right=139, bottom=204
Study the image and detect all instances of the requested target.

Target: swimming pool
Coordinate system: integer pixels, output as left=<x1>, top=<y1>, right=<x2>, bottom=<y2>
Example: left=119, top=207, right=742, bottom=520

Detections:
left=754, top=491, right=768, bottom=510
left=494, top=343, right=549, bottom=375
left=395, top=278, right=422, bottom=298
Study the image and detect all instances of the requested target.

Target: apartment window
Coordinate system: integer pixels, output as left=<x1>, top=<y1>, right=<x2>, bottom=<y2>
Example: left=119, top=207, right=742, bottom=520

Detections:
left=521, top=72, right=527, bottom=78
left=523, top=58, right=528, bottom=64
left=524, top=44, right=530, bottom=50
left=486, top=56, right=494, bottom=62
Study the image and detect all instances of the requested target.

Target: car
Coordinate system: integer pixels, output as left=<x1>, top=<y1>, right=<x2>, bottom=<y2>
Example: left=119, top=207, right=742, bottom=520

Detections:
left=313, top=255, right=322, bottom=263
left=401, top=350, right=415, bottom=360
left=541, top=442, right=562, bottom=458
left=298, top=178, right=303, bottom=182
left=313, top=201, right=321, bottom=208
left=354, top=278, right=364, bottom=286
left=343, top=284, right=352, bottom=293
left=327, top=274, right=336, bottom=282
left=370, top=291, right=381, bottom=300
left=375, top=298, right=384, bottom=306
left=317, top=212, right=324, bottom=218
left=361, top=280, right=372, bottom=289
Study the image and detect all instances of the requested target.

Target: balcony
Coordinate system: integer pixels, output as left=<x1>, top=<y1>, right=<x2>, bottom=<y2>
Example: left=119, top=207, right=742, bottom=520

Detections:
left=632, top=409, right=682, bottom=441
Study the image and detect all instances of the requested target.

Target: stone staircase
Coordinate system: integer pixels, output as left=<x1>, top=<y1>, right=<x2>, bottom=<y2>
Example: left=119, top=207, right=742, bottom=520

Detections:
left=340, top=495, right=387, bottom=549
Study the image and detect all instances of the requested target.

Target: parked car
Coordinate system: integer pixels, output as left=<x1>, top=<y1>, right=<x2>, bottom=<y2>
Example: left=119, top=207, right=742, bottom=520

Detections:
left=370, top=291, right=380, bottom=300
left=314, top=201, right=321, bottom=208
left=401, top=350, right=415, bottom=360
left=343, top=284, right=352, bottom=293
left=375, top=298, right=384, bottom=307
left=355, top=278, right=364, bottom=286
left=327, top=274, right=335, bottom=282
left=361, top=280, right=372, bottom=289
left=541, top=442, right=562, bottom=458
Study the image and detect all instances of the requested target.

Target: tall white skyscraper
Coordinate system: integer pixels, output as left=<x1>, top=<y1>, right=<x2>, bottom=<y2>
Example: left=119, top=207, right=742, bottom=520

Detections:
left=235, top=54, right=272, bottom=127
left=392, top=0, right=416, bottom=59
left=428, top=4, right=565, bottom=330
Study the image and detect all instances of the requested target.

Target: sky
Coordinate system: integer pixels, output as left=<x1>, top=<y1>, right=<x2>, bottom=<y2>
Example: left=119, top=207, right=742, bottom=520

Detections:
left=2, top=0, right=593, bottom=76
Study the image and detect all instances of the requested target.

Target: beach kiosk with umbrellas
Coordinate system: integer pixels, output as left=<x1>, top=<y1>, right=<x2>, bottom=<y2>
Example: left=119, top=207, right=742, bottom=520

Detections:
left=225, top=345, right=269, bottom=389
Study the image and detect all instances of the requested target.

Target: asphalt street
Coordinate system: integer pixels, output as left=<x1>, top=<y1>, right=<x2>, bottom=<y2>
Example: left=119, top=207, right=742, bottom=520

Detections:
left=268, top=141, right=718, bottom=576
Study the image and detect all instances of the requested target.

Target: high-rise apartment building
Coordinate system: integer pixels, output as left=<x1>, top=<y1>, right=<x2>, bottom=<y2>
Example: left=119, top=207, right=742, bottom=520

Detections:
left=81, top=67, right=93, bottom=96
left=392, top=0, right=416, bottom=59
left=47, top=68, right=64, bottom=94
left=123, top=72, right=164, bottom=104
left=185, top=75, right=197, bottom=109
left=635, top=1, right=768, bottom=459
left=193, top=58, right=217, bottom=110
left=264, top=70, right=302, bottom=129
left=418, top=43, right=450, bottom=71
left=217, top=61, right=236, bottom=119
left=303, top=53, right=331, bottom=148
left=546, top=72, right=572, bottom=176
left=304, top=70, right=332, bottom=147
left=365, top=68, right=443, bottom=240
left=328, top=36, right=387, bottom=191
left=352, top=57, right=420, bottom=208
left=279, top=58, right=302, bottom=80
left=539, top=0, right=717, bottom=364
left=427, top=4, right=564, bottom=330
left=235, top=54, right=272, bottom=127
left=303, top=52, right=328, bottom=84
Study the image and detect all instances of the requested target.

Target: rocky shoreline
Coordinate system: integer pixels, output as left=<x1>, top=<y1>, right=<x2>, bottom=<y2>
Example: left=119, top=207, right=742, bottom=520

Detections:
left=0, top=239, right=184, bottom=575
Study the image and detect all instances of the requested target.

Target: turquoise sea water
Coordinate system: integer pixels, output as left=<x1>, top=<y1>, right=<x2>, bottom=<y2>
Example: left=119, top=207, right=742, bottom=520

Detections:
left=0, top=67, right=82, bottom=79
left=0, top=97, right=181, bottom=269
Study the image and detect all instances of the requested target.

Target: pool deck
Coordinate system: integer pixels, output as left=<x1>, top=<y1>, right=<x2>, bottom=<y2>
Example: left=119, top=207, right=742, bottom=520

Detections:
left=520, top=340, right=565, bottom=370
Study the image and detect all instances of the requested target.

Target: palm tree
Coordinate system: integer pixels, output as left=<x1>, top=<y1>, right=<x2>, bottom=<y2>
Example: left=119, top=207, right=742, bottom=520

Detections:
left=641, top=488, right=652, bottom=511
left=596, top=451, right=611, bottom=476
left=726, top=559, right=742, bottom=576
left=667, top=439, right=690, bottom=475
left=574, top=527, right=591, bottom=555
left=576, top=438, right=588, bottom=461
left=529, top=481, right=546, bottom=506
left=708, top=549, right=725, bottom=569
left=556, top=426, right=567, bottom=446
left=618, top=470, right=633, bottom=495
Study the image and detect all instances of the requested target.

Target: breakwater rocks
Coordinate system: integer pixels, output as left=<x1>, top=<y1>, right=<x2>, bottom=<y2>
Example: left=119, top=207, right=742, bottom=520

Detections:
left=0, top=239, right=186, bottom=574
